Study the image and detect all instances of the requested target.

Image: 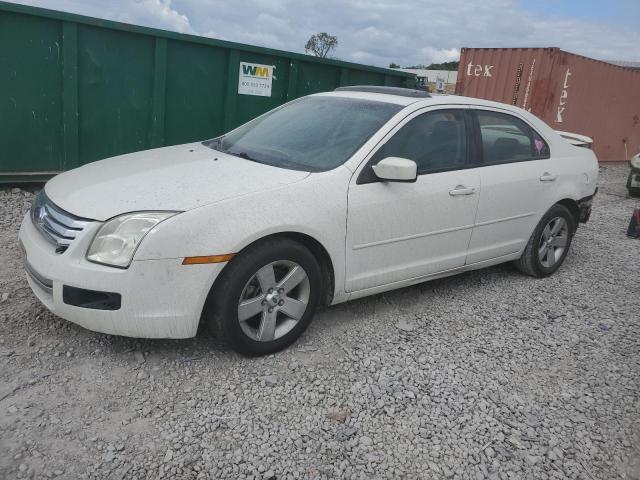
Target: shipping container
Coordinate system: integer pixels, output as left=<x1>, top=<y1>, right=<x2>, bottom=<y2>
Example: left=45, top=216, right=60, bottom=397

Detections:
left=455, top=47, right=640, bottom=162
left=0, top=1, right=415, bottom=183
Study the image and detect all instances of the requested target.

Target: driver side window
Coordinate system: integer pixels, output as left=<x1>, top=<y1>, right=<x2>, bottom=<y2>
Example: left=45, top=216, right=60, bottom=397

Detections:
left=376, top=109, right=467, bottom=175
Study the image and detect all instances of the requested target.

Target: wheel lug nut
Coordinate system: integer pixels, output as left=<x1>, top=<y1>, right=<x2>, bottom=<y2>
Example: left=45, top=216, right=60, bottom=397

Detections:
left=268, top=307, right=273, bottom=313
left=278, top=300, right=284, bottom=306
left=278, top=288, right=284, bottom=294
left=261, top=300, right=266, bottom=306
left=268, top=288, right=273, bottom=293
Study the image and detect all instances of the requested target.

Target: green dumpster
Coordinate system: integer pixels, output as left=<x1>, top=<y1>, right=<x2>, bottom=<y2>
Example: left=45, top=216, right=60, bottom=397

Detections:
left=0, top=1, right=415, bottom=183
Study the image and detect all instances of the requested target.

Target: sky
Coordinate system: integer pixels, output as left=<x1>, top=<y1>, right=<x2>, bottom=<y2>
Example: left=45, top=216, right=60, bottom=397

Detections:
left=8, top=0, right=640, bottom=67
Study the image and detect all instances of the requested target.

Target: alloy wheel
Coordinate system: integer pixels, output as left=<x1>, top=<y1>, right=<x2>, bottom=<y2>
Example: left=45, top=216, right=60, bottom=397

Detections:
left=538, top=216, right=569, bottom=268
left=237, top=260, right=310, bottom=342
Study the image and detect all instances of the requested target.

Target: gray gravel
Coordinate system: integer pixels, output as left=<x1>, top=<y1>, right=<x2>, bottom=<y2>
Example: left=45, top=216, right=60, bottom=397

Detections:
left=1, top=163, right=639, bottom=480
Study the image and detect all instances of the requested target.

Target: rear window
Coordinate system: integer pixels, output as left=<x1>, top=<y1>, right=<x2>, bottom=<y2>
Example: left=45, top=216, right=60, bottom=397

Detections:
left=476, top=110, right=550, bottom=164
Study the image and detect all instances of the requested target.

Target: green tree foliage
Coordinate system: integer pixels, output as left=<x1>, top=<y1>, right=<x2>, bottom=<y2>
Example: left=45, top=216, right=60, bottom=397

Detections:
left=426, top=61, right=459, bottom=71
left=404, top=61, right=460, bottom=71
left=305, top=33, right=338, bottom=58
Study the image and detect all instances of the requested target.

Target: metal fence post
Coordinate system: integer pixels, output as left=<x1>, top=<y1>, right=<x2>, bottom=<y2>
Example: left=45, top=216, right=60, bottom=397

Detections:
left=150, top=37, right=167, bottom=148
left=223, top=50, right=239, bottom=132
left=62, top=21, right=79, bottom=170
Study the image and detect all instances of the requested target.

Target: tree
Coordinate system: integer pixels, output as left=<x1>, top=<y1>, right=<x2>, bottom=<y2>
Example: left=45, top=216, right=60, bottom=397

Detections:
left=389, top=62, right=401, bottom=69
left=426, top=61, right=459, bottom=71
left=404, top=61, right=460, bottom=71
left=305, top=33, right=338, bottom=58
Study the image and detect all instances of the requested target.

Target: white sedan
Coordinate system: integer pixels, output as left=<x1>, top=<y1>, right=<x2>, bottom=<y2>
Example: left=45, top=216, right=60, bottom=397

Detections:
left=19, top=86, right=598, bottom=355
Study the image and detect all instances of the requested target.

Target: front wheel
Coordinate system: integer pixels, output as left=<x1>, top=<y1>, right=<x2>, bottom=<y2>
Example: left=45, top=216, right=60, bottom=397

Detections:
left=204, top=238, right=322, bottom=356
left=514, top=204, right=577, bottom=277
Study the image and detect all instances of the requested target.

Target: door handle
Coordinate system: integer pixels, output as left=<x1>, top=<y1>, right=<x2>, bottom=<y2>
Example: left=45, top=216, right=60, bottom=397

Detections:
left=540, top=172, right=557, bottom=182
left=449, top=185, right=476, bottom=196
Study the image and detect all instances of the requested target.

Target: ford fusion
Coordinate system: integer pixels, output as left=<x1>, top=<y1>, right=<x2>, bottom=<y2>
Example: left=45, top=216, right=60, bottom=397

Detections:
left=19, top=86, right=598, bottom=355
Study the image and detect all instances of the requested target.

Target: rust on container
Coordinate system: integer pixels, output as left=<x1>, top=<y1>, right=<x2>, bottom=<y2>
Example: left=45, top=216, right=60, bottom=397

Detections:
left=455, top=47, right=640, bottom=162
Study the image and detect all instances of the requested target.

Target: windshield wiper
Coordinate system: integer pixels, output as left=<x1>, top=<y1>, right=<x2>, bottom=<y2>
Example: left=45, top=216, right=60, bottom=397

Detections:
left=231, top=151, right=258, bottom=162
left=203, top=137, right=225, bottom=152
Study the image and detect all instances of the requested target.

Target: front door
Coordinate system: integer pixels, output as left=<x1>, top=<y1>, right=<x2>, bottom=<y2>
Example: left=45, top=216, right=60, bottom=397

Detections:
left=345, top=108, right=480, bottom=293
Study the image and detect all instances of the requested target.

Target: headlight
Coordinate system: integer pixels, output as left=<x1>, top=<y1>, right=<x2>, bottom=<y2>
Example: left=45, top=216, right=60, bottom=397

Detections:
left=631, top=154, right=640, bottom=169
left=86, top=211, right=179, bottom=268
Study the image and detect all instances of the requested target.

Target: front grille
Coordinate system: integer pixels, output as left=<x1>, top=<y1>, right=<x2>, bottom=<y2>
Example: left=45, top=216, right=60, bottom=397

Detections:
left=31, top=191, right=91, bottom=253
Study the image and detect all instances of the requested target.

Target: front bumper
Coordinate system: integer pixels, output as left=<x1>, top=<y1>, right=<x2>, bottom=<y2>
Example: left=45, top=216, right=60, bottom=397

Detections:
left=18, top=213, right=222, bottom=338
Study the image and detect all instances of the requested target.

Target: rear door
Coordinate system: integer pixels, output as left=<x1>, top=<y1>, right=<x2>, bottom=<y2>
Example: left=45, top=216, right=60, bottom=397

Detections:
left=345, top=107, right=481, bottom=292
left=466, top=108, right=556, bottom=264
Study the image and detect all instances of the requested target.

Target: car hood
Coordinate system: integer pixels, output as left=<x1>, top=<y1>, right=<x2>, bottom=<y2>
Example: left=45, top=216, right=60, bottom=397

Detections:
left=45, top=143, right=310, bottom=221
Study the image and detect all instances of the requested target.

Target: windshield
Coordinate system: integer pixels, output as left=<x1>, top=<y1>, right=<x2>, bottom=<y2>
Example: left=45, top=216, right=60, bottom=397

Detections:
left=203, top=96, right=402, bottom=172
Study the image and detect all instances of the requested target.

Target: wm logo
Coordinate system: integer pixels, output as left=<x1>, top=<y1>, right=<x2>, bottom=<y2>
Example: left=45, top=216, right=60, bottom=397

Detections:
left=242, top=65, right=270, bottom=77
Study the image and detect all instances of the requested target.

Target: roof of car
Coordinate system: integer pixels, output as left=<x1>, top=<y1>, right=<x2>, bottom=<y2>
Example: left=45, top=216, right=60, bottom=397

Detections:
left=316, top=89, right=520, bottom=111
left=334, top=85, right=431, bottom=98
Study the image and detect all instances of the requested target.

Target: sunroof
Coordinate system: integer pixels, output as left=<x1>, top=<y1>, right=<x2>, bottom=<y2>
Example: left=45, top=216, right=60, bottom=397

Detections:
left=335, top=86, right=431, bottom=98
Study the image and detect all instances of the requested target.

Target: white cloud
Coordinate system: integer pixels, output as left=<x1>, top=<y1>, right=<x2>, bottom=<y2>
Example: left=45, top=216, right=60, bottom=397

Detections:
left=119, top=0, right=194, bottom=34
left=420, top=48, right=461, bottom=65
left=11, top=0, right=195, bottom=33
left=7, top=0, right=640, bottom=66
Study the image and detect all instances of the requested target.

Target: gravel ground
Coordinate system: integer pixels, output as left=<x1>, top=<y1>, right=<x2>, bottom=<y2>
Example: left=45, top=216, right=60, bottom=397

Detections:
left=1, top=163, right=639, bottom=480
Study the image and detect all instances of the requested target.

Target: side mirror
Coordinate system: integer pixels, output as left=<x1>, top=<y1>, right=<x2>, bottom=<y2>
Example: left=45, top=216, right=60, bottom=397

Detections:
left=372, top=157, right=417, bottom=183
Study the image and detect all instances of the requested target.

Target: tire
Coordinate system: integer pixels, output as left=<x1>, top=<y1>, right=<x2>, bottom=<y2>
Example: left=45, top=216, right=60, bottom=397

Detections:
left=203, top=238, right=322, bottom=356
left=514, top=204, right=577, bottom=278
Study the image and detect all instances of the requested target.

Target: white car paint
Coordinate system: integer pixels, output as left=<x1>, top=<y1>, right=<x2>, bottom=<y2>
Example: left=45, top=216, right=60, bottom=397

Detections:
left=371, top=157, right=417, bottom=182
left=346, top=165, right=480, bottom=292
left=45, top=143, right=310, bottom=221
left=18, top=91, right=599, bottom=339
left=555, top=130, right=593, bottom=147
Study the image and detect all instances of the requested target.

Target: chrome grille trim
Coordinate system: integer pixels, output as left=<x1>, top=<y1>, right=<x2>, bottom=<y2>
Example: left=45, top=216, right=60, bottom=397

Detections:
left=43, top=202, right=90, bottom=230
left=40, top=212, right=78, bottom=239
left=31, top=191, right=92, bottom=251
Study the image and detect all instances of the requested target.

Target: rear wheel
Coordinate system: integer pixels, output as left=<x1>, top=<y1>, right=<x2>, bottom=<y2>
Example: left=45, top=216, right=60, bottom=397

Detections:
left=514, top=204, right=576, bottom=277
left=204, top=238, right=322, bottom=356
